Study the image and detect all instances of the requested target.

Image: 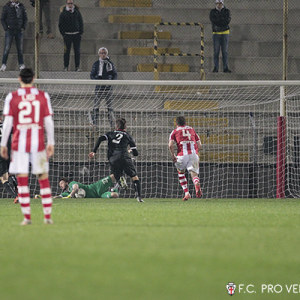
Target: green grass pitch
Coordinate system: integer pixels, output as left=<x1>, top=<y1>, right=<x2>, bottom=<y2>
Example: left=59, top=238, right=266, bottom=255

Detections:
left=1, top=198, right=300, bottom=300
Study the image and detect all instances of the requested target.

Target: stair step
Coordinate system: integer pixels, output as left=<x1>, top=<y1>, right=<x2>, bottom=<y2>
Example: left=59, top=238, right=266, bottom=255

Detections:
left=164, top=100, right=219, bottom=110
left=127, top=47, right=181, bottom=55
left=174, top=117, right=229, bottom=128
left=199, top=152, right=249, bottom=163
left=118, top=31, right=171, bottom=40
left=100, top=0, right=152, bottom=7
left=199, top=134, right=240, bottom=145
left=108, top=15, right=161, bottom=24
left=137, top=63, right=189, bottom=72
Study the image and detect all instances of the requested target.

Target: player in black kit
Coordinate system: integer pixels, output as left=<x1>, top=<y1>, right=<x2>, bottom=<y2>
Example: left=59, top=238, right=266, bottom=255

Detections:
left=89, top=118, right=143, bottom=202
left=0, top=118, right=18, bottom=203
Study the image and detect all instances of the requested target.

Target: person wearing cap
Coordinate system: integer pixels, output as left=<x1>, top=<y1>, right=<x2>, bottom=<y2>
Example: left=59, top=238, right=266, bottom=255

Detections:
left=210, top=0, right=231, bottom=73
left=90, top=47, right=118, bottom=128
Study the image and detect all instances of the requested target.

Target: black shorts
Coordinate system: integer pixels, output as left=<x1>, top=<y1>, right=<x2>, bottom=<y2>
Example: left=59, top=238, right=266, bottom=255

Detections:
left=0, top=156, right=9, bottom=177
left=109, top=155, right=137, bottom=180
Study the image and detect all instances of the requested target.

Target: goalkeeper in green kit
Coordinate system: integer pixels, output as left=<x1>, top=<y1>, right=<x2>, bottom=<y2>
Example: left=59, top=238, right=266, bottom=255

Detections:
left=53, top=175, right=120, bottom=199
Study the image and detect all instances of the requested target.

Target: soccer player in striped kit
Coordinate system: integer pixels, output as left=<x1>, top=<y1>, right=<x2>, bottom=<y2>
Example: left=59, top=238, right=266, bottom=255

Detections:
left=169, top=116, right=202, bottom=201
left=0, top=68, right=55, bottom=225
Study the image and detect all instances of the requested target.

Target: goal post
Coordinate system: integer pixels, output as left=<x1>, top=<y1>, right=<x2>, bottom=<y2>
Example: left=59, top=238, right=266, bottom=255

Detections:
left=0, top=79, right=300, bottom=199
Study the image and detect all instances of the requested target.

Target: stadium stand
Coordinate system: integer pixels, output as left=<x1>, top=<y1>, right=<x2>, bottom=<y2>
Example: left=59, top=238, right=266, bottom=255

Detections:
left=0, top=0, right=300, bottom=79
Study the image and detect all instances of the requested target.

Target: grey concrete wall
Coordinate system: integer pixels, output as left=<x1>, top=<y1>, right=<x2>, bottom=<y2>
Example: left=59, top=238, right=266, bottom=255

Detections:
left=0, top=1, right=299, bottom=79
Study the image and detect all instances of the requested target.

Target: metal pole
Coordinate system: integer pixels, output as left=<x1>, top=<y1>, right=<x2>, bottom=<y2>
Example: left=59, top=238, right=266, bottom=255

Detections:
left=34, top=0, right=40, bottom=78
left=275, top=0, right=288, bottom=198
left=153, top=23, right=159, bottom=80
left=200, top=24, right=205, bottom=80
left=283, top=0, right=288, bottom=81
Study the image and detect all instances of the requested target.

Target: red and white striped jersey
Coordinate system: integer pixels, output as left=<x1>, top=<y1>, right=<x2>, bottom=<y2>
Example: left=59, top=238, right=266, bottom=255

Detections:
left=3, top=87, right=53, bottom=152
left=169, top=125, right=200, bottom=156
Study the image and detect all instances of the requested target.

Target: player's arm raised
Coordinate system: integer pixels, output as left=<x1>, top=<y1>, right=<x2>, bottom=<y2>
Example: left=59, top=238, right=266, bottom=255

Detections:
left=89, top=135, right=107, bottom=158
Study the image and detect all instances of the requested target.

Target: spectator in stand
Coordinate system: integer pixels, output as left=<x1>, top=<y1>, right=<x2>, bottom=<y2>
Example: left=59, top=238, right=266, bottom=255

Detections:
left=0, top=0, right=27, bottom=72
left=59, top=0, right=83, bottom=71
left=210, top=0, right=231, bottom=73
left=30, top=0, right=54, bottom=39
left=90, top=47, right=117, bottom=128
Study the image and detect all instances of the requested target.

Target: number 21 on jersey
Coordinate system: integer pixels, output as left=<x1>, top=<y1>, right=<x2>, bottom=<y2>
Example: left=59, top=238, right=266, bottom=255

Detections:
left=18, top=100, right=40, bottom=124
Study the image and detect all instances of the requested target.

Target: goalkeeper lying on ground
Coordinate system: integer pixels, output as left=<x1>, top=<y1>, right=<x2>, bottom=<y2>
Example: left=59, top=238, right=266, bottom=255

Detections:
left=52, top=175, right=121, bottom=199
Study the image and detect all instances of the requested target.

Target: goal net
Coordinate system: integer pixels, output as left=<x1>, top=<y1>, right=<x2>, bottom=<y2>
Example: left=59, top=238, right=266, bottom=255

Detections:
left=1, top=79, right=300, bottom=199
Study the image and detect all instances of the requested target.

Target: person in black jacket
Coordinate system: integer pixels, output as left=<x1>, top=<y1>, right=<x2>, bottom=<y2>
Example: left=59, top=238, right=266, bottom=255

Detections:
left=89, top=118, right=144, bottom=202
left=0, top=0, right=27, bottom=71
left=90, top=47, right=117, bottom=128
left=58, top=0, right=83, bottom=71
left=210, top=0, right=231, bottom=73
left=30, top=0, right=54, bottom=39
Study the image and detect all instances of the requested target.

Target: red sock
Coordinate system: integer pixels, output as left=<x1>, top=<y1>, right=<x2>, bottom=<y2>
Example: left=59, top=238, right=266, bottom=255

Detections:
left=17, top=176, right=31, bottom=220
left=178, top=172, right=189, bottom=194
left=193, top=176, right=200, bottom=190
left=39, top=178, right=52, bottom=220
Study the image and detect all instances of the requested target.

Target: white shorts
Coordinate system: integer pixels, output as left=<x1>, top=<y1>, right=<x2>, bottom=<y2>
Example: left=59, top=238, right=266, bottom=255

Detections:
left=175, top=153, right=199, bottom=174
left=9, top=150, right=49, bottom=175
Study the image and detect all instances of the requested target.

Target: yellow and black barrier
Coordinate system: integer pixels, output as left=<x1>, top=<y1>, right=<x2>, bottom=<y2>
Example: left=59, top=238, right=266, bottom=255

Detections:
left=153, top=22, right=205, bottom=80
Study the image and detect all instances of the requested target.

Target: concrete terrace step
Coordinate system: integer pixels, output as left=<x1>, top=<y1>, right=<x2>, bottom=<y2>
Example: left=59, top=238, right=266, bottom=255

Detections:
left=48, top=7, right=300, bottom=25
left=164, top=100, right=219, bottom=110
left=137, top=64, right=189, bottom=72
left=127, top=47, right=181, bottom=55
left=2, top=37, right=300, bottom=59
left=109, top=15, right=161, bottom=24
left=0, top=71, right=298, bottom=81
left=54, top=0, right=298, bottom=10
left=2, top=3, right=300, bottom=25
left=0, top=54, right=296, bottom=75
left=118, top=31, right=171, bottom=39
left=100, top=0, right=152, bottom=7
left=6, top=21, right=300, bottom=43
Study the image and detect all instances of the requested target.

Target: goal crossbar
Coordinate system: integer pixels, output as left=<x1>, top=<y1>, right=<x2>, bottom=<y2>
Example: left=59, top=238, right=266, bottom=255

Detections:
left=1, top=79, right=300, bottom=86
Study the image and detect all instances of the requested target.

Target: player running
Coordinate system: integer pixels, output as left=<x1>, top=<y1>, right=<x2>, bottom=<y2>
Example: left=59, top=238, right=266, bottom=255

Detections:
left=89, top=118, right=143, bottom=202
left=169, top=116, right=202, bottom=201
left=53, top=175, right=119, bottom=199
left=0, top=68, right=55, bottom=225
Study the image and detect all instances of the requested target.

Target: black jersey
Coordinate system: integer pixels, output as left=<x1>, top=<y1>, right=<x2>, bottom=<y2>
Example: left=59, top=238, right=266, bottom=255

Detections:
left=93, top=130, right=138, bottom=159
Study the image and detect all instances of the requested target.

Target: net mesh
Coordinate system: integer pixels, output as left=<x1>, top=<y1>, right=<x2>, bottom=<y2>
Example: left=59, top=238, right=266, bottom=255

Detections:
left=1, top=79, right=300, bottom=199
